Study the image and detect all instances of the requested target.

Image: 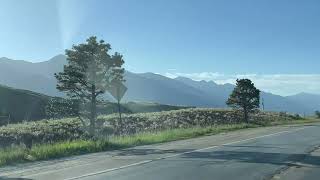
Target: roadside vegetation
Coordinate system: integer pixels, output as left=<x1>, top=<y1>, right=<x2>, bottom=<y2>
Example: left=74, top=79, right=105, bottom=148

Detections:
left=0, top=108, right=318, bottom=167
left=0, top=123, right=256, bottom=166
left=0, top=108, right=304, bottom=148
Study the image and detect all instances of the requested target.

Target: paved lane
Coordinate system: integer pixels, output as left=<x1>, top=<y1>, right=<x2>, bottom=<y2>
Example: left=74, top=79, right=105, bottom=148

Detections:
left=78, top=125, right=320, bottom=180
left=1, top=124, right=320, bottom=180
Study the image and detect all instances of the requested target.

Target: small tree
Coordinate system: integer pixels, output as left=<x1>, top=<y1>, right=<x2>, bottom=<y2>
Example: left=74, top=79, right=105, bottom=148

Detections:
left=315, top=111, right=320, bottom=118
left=226, top=79, right=260, bottom=123
left=55, top=36, right=125, bottom=136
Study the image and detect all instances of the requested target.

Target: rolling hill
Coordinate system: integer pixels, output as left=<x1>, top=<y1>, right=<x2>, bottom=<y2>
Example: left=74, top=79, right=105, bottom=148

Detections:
left=0, top=55, right=318, bottom=114
left=0, top=84, right=189, bottom=125
left=0, top=85, right=49, bottom=124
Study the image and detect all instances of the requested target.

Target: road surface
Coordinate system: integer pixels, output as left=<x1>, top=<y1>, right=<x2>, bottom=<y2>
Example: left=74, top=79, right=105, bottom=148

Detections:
left=1, top=124, right=320, bottom=180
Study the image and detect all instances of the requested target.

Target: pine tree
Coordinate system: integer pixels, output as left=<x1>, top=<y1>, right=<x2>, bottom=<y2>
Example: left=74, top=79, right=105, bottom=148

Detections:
left=227, top=79, right=260, bottom=123
left=55, top=36, right=125, bottom=135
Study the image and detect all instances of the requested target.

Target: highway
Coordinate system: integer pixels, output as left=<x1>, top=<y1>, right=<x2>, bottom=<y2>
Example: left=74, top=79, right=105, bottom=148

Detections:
left=1, top=124, right=320, bottom=180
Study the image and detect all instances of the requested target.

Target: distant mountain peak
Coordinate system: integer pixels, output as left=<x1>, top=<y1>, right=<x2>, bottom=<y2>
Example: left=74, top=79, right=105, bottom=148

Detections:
left=174, top=76, right=193, bottom=81
left=37, top=54, right=67, bottom=68
left=289, top=92, right=320, bottom=97
left=44, top=54, right=66, bottom=63
left=175, top=76, right=219, bottom=86
left=295, top=92, right=309, bottom=96
left=50, top=54, right=66, bottom=60
left=0, top=57, right=10, bottom=60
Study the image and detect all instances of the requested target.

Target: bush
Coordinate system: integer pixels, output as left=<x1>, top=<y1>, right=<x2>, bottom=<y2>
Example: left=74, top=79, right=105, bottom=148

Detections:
left=0, top=118, right=88, bottom=148
left=45, top=98, right=80, bottom=119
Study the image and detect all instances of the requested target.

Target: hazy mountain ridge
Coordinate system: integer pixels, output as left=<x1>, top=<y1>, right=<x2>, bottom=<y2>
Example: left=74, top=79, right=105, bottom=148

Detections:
left=286, top=92, right=320, bottom=113
left=173, top=76, right=313, bottom=114
left=0, top=55, right=318, bottom=114
left=123, top=71, right=217, bottom=107
left=0, top=55, right=65, bottom=96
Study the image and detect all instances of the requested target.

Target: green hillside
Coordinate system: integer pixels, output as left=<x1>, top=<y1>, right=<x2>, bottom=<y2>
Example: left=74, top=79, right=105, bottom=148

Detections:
left=0, top=85, right=190, bottom=125
left=0, top=85, right=49, bottom=125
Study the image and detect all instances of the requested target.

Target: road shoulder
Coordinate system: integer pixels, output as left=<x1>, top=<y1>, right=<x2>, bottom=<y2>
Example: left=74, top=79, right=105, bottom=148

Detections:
left=272, top=145, right=320, bottom=180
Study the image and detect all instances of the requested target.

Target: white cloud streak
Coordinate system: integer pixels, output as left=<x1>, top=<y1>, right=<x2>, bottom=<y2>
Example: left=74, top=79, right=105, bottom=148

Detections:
left=57, top=0, right=87, bottom=49
left=164, top=72, right=320, bottom=96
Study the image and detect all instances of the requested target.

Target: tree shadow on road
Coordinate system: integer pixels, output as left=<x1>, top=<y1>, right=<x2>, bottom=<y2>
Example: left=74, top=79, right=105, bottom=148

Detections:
left=115, top=146, right=320, bottom=168
left=115, top=144, right=289, bottom=156
left=178, top=150, right=320, bottom=167
left=116, top=148, right=194, bottom=156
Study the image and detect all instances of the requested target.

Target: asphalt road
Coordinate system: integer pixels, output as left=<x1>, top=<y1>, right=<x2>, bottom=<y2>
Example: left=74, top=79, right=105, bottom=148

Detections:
left=1, top=124, right=320, bottom=180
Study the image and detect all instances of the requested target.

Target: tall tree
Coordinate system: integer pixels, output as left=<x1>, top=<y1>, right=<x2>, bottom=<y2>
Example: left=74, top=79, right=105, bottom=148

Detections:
left=55, top=36, right=125, bottom=135
left=226, top=79, right=260, bottom=123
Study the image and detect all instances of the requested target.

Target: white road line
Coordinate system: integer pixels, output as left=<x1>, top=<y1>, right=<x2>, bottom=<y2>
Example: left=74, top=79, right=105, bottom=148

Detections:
left=64, top=160, right=153, bottom=180
left=64, top=126, right=309, bottom=180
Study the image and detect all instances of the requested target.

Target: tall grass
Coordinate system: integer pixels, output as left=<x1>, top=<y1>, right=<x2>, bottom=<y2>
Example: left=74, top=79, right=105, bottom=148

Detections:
left=0, top=118, right=318, bottom=167
left=0, top=123, right=255, bottom=166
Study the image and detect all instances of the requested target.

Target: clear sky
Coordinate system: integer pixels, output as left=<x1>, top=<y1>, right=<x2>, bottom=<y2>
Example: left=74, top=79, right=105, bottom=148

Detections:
left=0, top=0, right=320, bottom=95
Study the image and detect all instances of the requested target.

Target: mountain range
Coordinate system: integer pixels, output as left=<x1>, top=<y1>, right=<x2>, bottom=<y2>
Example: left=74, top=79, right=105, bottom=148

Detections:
left=0, top=55, right=319, bottom=115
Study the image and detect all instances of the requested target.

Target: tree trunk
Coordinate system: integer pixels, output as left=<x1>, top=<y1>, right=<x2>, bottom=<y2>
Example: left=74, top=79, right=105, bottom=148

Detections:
left=117, top=99, right=123, bottom=135
left=243, top=107, right=249, bottom=123
left=90, top=85, right=97, bottom=136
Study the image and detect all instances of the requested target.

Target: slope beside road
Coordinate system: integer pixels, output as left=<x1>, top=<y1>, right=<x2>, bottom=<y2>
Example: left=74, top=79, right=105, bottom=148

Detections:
left=1, top=124, right=320, bottom=180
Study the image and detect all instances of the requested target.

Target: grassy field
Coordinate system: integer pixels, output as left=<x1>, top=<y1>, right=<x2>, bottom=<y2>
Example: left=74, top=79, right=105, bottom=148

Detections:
left=0, top=118, right=318, bottom=167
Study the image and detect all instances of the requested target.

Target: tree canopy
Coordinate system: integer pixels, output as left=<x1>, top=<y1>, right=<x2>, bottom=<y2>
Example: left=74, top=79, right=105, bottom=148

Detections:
left=55, top=36, right=125, bottom=135
left=226, top=79, right=260, bottom=122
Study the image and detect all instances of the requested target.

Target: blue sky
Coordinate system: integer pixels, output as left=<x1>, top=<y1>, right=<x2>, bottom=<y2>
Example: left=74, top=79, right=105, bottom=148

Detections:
left=0, top=0, right=320, bottom=95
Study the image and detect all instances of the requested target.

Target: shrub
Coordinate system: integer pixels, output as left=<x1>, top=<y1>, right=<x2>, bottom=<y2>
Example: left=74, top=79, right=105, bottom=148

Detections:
left=0, top=118, right=88, bottom=148
left=45, top=98, right=80, bottom=119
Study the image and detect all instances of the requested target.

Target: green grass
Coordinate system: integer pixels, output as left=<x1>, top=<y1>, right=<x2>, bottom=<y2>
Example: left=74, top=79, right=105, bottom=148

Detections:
left=0, top=123, right=255, bottom=166
left=0, top=118, right=318, bottom=167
